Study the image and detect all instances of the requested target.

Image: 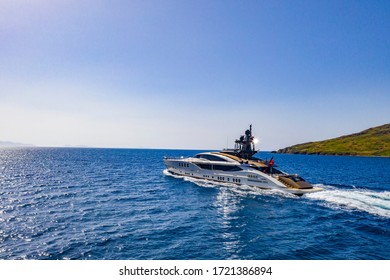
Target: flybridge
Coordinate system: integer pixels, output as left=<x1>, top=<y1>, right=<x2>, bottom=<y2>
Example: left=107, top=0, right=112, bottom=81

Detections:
left=221, top=124, right=258, bottom=159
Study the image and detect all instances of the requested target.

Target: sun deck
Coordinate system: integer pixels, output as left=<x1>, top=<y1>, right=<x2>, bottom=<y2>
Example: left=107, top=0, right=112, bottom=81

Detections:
left=213, top=152, right=268, bottom=168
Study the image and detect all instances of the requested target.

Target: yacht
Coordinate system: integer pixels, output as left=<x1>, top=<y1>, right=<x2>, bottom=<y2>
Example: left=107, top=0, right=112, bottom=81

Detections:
left=163, top=125, right=322, bottom=196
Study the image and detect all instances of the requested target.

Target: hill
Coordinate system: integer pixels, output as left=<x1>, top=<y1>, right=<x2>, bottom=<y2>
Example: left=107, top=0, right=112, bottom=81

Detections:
left=276, top=124, right=390, bottom=157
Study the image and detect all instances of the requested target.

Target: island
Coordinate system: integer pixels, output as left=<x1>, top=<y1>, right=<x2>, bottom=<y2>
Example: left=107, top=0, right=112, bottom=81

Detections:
left=276, top=123, right=390, bottom=157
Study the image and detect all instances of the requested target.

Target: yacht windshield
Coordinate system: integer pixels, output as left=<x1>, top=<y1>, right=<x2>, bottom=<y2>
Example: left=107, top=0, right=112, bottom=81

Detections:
left=195, top=154, right=227, bottom=162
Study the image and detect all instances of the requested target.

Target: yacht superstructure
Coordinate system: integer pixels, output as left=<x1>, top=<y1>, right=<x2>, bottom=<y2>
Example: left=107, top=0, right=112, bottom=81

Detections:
left=163, top=126, right=322, bottom=196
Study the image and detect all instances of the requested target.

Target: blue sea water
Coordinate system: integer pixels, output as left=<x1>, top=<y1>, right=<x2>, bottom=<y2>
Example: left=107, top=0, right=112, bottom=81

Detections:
left=0, top=148, right=390, bottom=260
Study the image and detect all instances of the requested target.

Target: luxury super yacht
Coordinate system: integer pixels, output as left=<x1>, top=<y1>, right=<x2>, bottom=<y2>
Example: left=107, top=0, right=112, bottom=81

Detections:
left=163, top=125, right=322, bottom=196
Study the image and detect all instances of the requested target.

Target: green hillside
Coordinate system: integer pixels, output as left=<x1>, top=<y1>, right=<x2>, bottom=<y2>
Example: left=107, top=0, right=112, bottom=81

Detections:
left=277, top=124, right=390, bottom=157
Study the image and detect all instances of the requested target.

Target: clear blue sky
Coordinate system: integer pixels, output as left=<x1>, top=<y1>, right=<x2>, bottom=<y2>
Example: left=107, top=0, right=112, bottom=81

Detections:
left=1, top=0, right=389, bottom=150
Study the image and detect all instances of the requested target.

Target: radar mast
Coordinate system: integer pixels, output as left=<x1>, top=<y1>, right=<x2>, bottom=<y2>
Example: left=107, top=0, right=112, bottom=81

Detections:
left=222, top=125, right=257, bottom=159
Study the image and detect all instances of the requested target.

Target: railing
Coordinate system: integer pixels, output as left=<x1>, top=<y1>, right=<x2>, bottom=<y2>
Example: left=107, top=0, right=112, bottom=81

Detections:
left=163, top=156, right=185, bottom=160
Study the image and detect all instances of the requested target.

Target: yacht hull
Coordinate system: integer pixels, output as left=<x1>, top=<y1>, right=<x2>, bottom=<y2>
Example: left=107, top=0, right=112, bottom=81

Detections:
left=163, top=157, right=322, bottom=196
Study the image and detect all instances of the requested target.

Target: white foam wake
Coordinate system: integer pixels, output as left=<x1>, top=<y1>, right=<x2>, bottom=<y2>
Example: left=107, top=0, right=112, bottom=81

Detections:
left=163, top=169, right=182, bottom=179
left=164, top=170, right=390, bottom=218
left=306, top=185, right=390, bottom=218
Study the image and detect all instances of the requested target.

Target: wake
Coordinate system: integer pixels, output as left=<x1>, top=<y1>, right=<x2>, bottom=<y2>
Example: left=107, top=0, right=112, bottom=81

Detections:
left=306, top=184, right=390, bottom=218
left=164, top=170, right=390, bottom=218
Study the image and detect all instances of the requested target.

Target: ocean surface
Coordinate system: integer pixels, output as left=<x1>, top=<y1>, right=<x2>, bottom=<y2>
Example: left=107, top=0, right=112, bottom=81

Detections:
left=1, top=148, right=390, bottom=260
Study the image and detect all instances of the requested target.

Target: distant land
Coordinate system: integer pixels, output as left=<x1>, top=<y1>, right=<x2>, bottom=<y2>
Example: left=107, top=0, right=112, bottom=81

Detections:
left=276, top=123, right=390, bottom=157
left=0, top=141, right=34, bottom=148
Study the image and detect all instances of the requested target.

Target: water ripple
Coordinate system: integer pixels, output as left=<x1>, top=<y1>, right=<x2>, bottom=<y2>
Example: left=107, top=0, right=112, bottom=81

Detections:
left=1, top=148, right=389, bottom=259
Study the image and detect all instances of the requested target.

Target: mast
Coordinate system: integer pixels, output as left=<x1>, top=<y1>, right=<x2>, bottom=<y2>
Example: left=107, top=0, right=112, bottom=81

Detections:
left=234, top=124, right=257, bottom=159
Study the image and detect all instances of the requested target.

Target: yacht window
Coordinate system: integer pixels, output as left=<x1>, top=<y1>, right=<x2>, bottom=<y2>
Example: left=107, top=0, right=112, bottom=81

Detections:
left=213, top=165, right=242, bottom=171
left=199, top=154, right=228, bottom=162
left=196, top=163, right=212, bottom=170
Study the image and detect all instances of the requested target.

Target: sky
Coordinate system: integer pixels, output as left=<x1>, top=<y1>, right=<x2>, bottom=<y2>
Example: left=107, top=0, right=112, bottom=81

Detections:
left=0, top=0, right=389, bottom=150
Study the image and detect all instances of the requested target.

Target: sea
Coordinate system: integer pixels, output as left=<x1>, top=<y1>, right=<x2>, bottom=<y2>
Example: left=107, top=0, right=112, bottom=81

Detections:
left=0, top=148, right=389, bottom=260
